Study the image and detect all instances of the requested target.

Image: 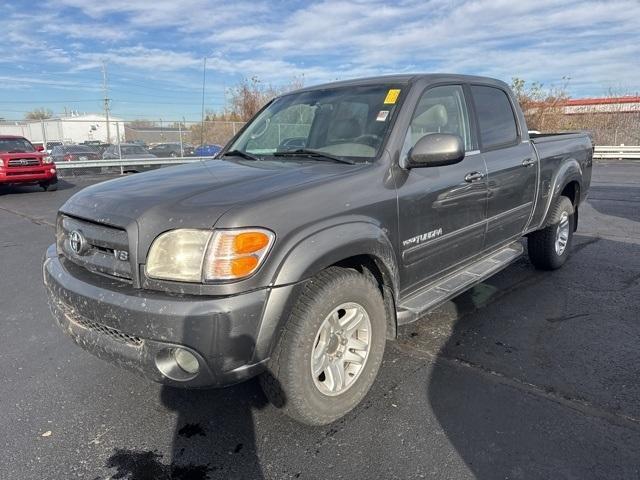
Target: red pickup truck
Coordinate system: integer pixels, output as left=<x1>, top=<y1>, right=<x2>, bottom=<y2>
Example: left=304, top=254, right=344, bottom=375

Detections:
left=0, top=135, right=58, bottom=191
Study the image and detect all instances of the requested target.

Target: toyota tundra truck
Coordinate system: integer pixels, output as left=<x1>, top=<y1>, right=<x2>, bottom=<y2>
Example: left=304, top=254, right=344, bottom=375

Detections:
left=0, top=135, right=58, bottom=191
left=43, top=74, right=593, bottom=425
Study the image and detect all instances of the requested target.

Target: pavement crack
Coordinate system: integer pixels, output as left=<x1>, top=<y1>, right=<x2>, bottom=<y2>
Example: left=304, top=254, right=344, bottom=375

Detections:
left=546, top=312, right=590, bottom=323
left=0, top=206, right=55, bottom=228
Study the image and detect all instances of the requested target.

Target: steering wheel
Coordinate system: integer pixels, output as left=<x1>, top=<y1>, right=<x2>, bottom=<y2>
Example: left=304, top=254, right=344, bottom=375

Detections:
left=353, top=134, right=381, bottom=147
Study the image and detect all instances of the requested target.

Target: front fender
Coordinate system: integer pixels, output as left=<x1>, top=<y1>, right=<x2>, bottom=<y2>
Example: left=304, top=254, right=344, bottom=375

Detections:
left=250, top=222, right=399, bottom=363
left=272, top=221, right=399, bottom=294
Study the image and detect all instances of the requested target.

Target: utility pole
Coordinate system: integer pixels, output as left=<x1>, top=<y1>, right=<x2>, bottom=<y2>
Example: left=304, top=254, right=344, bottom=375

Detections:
left=102, top=61, right=111, bottom=143
left=200, top=57, right=207, bottom=147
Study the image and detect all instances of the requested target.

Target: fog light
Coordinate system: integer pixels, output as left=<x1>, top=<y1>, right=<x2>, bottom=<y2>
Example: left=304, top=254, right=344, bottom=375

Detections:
left=173, top=348, right=199, bottom=374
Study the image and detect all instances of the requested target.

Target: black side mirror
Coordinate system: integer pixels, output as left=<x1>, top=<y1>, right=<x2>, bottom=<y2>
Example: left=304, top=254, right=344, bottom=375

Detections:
left=407, top=133, right=465, bottom=168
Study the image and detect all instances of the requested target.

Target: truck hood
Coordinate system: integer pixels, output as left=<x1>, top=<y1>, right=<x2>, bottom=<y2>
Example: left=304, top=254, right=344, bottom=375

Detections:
left=60, top=158, right=355, bottom=234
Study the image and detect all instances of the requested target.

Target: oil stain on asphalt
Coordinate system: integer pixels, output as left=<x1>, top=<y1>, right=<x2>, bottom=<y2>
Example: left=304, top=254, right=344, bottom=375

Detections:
left=105, top=448, right=213, bottom=480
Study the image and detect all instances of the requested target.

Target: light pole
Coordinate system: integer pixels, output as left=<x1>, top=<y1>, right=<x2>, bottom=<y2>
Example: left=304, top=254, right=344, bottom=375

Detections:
left=200, top=57, right=207, bottom=147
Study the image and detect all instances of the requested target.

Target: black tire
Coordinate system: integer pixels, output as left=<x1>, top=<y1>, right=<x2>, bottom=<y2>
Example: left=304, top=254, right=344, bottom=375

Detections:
left=261, top=266, right=387, bottom=425
left=527, top=195, right=574, bottom=270
left=41, top=181, right=58, bottom=192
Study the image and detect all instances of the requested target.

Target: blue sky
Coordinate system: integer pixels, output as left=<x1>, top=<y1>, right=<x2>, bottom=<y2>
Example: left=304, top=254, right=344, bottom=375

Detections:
left=2, top=0, right=639, bottom=121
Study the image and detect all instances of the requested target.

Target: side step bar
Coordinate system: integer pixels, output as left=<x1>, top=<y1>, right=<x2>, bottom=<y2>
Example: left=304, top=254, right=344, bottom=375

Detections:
left=397, top=242, right=524, bottom=325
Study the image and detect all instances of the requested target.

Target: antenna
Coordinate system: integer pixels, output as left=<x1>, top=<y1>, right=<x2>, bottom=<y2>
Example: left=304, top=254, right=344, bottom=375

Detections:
left=102, top=61, right=111, bottom=143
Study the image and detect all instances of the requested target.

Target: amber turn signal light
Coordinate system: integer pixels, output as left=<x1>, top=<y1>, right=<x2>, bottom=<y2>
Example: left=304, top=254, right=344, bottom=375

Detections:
left=233, top=232, right=270, bottom=254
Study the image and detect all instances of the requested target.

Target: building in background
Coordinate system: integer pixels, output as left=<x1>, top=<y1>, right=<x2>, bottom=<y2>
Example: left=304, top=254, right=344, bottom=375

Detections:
left=0, top=113, right=125, bottom=145
left=124, top=125, right=191, bottom=145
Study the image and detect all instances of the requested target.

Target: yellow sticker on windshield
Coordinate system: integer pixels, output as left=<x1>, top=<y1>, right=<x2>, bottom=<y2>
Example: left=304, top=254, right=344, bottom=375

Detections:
left=384, top=89, right=401, bottom=104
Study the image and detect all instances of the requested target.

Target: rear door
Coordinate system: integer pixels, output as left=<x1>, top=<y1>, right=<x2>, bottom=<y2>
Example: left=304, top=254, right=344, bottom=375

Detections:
left=470, top=85, right=537, bottom=248
left=396, top=84, right=488, bottom=294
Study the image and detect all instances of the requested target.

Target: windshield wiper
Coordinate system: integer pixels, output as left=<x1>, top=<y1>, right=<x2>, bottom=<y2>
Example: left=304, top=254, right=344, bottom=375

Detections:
left=222, top=149, right=260, bottom=161
left=273, top=148, right=355, bottom=165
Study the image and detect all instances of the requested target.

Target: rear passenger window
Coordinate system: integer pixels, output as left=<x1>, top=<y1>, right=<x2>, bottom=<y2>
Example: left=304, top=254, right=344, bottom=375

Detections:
left=471, top=85, right=518, bottom=149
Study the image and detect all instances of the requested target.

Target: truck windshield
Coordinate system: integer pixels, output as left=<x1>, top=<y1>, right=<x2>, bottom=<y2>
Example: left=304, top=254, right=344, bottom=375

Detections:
left=228, top=84, right=403, bottom=162
left=0, top=138, right=35, bottom=153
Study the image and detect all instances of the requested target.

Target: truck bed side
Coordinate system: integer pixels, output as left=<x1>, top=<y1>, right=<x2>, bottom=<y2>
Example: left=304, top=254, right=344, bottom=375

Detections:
left=527, top=133, right=593, bottom=230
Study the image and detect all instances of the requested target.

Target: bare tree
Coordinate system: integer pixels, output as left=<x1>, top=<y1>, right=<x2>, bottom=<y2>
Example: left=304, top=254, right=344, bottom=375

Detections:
left=511, top=78, right=569, bottom=131
left=24, top=108, right=53, bottom=120
left=191, top=76, right=304, bottom=145
left=127, top=119, right=157, bottom=128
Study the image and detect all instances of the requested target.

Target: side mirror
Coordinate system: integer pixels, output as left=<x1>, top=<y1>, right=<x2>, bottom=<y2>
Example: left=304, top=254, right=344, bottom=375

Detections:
left=407, top=133, right=465, bottom=168
left=35, top=145, right=45, bottom=152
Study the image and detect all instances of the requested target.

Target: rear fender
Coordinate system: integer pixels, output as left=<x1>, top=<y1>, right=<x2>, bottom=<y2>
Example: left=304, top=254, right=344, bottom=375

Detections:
left=539, top=159, right=582, bottom=228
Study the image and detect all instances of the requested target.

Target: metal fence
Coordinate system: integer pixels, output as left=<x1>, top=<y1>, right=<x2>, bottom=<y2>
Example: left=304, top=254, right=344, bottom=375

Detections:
left=53, top=145, right=640, bottom=177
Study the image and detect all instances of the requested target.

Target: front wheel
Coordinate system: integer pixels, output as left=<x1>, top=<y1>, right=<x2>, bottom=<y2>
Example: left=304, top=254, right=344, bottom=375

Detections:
left=40, top=180, right=58, bottom=192
left=527, top=195, right=574, bottom=270
left=260, top=267, right=387, bottom=425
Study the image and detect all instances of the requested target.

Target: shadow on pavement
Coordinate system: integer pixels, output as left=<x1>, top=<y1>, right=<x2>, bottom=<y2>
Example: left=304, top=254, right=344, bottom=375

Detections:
left=104, top=336, right=280, bottom=480
left=425, top=235, right=640, bottom=479
left=0, top=177, right=76, bottom=195
left=587, top=185, right=640, bottom=223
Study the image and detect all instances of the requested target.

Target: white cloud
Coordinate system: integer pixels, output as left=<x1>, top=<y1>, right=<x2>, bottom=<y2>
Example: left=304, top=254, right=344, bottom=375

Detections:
left=3, top=0, right=640, bottom=98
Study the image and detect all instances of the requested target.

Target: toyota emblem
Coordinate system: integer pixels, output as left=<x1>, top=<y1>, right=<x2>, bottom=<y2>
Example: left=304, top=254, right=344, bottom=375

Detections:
left=69, top=230, right=88, bottom=255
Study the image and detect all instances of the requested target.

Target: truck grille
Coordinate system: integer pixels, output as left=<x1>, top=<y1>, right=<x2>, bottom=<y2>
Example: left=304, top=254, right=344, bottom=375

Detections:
left=72, top=314, right=143, bottom=347
left=58, top=215, right=132, bottom=281
left=8, top=158, right=40, bottom=167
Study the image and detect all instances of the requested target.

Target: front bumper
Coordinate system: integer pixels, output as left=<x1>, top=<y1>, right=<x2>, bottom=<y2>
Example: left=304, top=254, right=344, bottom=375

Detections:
left=0, top=165, right=57, bottom=184
left=43, top=244, right=288, bottom=387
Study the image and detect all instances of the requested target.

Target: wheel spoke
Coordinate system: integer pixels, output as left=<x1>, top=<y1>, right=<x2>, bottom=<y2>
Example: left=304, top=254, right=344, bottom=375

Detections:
left=343, top=349, right=364, bottom=365
left=312, top=353, right=330, bottom=377
left=328, top=310, right=341, bottom=331
left=325, top=360, right=345, bottom=392
left=348, top=337, right=368, bottom=352
left=340, top=308, right=364, bottom=334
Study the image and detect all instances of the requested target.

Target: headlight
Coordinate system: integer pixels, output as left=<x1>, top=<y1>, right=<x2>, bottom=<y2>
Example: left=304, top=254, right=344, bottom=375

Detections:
left=43, top=155, right=53, bottom=164
left=146, top=228, right=274, bottom=283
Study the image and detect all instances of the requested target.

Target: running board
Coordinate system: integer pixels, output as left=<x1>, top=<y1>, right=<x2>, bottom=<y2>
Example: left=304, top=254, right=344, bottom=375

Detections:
left=397, top=242, right=524, bottom=325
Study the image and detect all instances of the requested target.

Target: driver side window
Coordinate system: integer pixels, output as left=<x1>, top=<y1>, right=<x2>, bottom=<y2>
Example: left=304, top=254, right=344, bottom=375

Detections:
left=402, top=85, right=473, bottom=160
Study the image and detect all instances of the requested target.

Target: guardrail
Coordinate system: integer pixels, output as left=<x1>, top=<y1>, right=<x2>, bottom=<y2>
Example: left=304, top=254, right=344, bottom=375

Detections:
left=54, top=147, right=640, bottom=176
left=593, top=145, right=640, bottom=160
left=54, top=156, right=214, bottom=175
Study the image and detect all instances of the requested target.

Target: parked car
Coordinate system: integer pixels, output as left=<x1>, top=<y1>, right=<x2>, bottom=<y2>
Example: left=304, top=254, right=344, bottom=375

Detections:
left=44, top=141, right=63, bottom=154
left=148, top=143, right=184, bottom=158
left=51, top=144, right=101, bottom=162
left=0, top=135, right=57, bottom=190
left=102, top=144, right=156, bottom=159
left=192, top=144, right=222, bottom=157
left=44, top=74, right=593, bottom=425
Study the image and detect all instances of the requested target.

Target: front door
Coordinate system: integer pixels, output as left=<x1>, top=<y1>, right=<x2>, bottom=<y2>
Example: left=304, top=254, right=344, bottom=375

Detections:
left=470, top=84, right=537, bottom=248
left=396, top=84, right=488, bottom=295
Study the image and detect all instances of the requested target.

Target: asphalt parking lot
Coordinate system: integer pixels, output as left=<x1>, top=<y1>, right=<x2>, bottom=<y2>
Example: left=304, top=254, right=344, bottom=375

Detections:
left=1, top=161, right=639, bottom=480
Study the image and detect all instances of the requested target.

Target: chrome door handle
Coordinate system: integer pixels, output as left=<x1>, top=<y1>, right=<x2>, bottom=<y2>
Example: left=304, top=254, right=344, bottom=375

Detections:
left=522, top=158, right=536, bottom=167
left=464, top=171, right=485, bottom=182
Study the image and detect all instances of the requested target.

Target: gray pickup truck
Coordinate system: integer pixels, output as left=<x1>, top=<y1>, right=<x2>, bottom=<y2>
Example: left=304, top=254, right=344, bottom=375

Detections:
left=43, top=74, right=593, bottom=425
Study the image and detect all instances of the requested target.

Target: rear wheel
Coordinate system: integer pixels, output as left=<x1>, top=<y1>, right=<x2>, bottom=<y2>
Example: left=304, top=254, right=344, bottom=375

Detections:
left=260, top=266, right=387, bottom=425
left=527, top=195, right=574, bottom=270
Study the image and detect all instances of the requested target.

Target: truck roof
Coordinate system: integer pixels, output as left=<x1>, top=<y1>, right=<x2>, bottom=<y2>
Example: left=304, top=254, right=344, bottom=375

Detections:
left=289, top=73, right=510, bottom=94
